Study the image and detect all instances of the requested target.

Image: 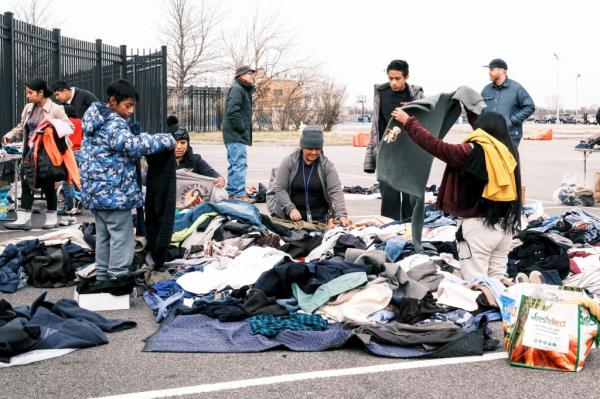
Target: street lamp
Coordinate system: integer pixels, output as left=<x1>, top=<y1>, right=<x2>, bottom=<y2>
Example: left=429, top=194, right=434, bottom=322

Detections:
left=553, top=53, right=560, bottom=122
left=575, top=73, right=581, bottom=117
left=357, top=95, right=366, bottom=122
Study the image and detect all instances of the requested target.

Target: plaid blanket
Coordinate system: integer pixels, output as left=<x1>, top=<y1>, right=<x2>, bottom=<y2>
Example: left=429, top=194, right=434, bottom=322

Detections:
left=250, top=313, right=328, bottom=337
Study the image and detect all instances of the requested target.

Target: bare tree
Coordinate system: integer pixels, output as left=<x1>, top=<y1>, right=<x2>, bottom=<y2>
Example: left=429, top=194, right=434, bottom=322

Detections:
left=222, top=7, right=310, bottom=130
left=273, top=68, right=321, bottom=130
left=15, top=0, right=54, bottom=27
left=314, top=78, right=347, bottom=131
left=161, top=0, right=223, bottom=94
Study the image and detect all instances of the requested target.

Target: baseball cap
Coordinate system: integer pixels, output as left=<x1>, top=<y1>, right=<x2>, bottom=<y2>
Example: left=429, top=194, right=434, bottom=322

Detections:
left=484, top=58, right=508, bottom=69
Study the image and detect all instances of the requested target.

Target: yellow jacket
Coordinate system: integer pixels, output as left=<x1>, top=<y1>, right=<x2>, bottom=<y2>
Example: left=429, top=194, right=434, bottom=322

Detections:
left=463, top=129, right=517, bottom=201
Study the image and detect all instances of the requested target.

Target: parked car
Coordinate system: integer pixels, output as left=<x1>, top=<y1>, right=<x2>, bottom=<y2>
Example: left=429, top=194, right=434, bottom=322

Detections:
left=535, top=115, right=557, bottom=124
left=586, top=115, right=597, bottom=125
left=560, top=113, right=576, bottom=124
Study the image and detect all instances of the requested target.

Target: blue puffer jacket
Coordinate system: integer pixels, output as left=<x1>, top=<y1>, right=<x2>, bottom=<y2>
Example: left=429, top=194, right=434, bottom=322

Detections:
left=80, top=102, right=175, bottom=210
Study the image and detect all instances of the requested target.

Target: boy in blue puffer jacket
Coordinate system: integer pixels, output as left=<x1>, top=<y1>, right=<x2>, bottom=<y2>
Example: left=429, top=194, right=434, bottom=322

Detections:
left=80, top=80, right=175, bottom=290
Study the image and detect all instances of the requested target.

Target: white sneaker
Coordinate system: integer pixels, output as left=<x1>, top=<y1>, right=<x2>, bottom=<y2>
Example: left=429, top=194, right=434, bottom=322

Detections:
left=59, top=215, right=77, bottom=226
left=5, top=210, right=32, bottom=230
left=42, top=211, right=58, bottom=229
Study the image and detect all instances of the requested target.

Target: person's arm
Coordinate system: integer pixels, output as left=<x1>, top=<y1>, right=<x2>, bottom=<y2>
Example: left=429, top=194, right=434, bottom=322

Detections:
left=225, top=86, right=245, bottom=133
left=323, top=160, right=349, bottom=225
left=273, top=158, right=297, bottom=218
left=192, top=154, right=221, bottom=178
left=109, top=119, right=174, bottom=157
left=510, top=86, right=535, bottom=126
left=3, top=105, right=28, bottom=143
left=392, top=110, right=472, bottom=169
left=364, top=88, right=379, bottom=173
left=53, top=103, right=74, bottom=131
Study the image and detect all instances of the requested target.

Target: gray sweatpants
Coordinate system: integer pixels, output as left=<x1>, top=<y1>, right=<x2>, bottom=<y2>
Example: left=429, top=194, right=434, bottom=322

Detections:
left=458, top=217, right=513, bottom=280
left=94, top=209, right=134, bottom=280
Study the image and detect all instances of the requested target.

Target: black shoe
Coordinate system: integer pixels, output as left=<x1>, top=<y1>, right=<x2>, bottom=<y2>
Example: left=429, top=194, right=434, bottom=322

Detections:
left=98, top=275, right=135, bottom=296
left=76, top=275, right=134, bottom=296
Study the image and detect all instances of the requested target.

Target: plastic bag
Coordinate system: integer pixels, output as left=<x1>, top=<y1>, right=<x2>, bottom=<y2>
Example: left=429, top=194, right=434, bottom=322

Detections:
left=500, top=283, right=599, bottom=371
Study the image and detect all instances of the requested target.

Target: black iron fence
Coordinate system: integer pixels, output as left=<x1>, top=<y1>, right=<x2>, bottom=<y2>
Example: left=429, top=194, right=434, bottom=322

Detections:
left=0, top=11, right=167, bottom=135
left=168, top=86, right=227, bottom=132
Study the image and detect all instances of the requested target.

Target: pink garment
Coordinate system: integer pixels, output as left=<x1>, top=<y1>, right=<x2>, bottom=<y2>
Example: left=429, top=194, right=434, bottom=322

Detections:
left=29, top=119, right=74, bottom=147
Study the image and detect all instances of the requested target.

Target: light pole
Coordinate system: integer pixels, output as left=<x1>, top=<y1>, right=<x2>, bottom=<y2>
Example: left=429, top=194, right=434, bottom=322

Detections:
left=575, top=73, right=581, bottom=118
left=356, top=95, right=366, bottom=122
left=553, top=53, right=560, bottom=122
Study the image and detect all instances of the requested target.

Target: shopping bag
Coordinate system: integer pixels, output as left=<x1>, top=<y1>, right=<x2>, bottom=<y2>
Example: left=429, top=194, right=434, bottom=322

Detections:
left=500, top=283, right=599, bottom=371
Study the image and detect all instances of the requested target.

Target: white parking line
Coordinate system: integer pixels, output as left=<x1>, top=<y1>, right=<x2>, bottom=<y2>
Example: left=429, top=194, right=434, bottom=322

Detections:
left=92, top=352, right=508, bottom=399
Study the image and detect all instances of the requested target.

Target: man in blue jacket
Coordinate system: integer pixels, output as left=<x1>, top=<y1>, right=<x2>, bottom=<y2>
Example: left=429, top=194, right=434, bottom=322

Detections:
left=481, top=58, right=535, bottom=148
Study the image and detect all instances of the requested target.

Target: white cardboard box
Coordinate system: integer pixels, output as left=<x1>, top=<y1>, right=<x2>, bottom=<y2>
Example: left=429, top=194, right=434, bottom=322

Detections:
left=74, top=289, right=130, bottom=311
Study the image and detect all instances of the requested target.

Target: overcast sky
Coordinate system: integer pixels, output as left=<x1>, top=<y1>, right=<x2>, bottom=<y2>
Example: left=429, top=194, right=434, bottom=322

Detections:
left=4, top=0, right=599, bottom=110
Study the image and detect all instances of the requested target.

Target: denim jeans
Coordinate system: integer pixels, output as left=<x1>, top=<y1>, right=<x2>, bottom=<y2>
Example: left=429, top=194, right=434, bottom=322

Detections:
left=94, top=209, right=134, bottom=280
left=61, top=151, right=80, bottom=210
left=225, top=142, right=248, bottom=197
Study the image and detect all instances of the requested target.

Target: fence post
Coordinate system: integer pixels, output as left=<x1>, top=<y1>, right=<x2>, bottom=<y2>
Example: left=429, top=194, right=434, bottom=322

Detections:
left=52, top=28, right=61, bottom=81
left=203, top=86, right=208, bottom=132
left=95, top=39, right=103, bottom=96
left=160, top=45, right=167, bottom=131
left=190, top=86, right=194, bottom=132
left=6, top=12, right=16, bottom=127
left=119, top=45, right=127, bottom=79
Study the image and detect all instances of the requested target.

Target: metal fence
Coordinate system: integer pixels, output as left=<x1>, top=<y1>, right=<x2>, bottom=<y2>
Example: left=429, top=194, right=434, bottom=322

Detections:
left=168, top=86, right=227, bottom=132
left=0, top=11, right=167, bottom=135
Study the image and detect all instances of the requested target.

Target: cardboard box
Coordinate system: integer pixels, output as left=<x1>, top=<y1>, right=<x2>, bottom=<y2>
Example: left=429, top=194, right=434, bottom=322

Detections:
left=74, top=289, right=130, bottom=311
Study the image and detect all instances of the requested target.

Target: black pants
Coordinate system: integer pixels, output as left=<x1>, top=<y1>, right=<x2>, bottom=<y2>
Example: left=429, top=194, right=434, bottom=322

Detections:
left=379, top=180, right=414, bottom=221
left=21, top=178, right=57, bottom=211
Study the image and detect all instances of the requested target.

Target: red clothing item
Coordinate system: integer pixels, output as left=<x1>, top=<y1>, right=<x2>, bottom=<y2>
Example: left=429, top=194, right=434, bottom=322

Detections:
left=69, top=118, right=83, bottom=151
left=404, top=116, right=481, bottom=217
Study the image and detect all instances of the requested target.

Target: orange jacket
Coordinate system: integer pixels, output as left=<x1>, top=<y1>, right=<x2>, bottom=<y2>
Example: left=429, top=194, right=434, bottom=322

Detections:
left=33, top=126, right=80, bottom=187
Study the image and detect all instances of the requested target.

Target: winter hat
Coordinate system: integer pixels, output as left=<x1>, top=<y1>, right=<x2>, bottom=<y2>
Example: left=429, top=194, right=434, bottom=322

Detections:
left=166, top=115, right=179, bottom=134
left=235, top=65, right=256, bottom=78
left=300, top=125, right=324, bottom=149
left=172, top=126, right=189, bottom=142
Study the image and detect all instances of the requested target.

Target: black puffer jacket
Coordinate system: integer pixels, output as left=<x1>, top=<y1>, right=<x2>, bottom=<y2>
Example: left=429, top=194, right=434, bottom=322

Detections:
left=177, top=147, right=221, bottom=178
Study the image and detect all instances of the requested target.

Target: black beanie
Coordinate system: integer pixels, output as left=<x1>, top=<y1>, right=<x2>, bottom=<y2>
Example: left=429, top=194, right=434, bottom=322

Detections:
left=172, top=126, right=189, bottom=142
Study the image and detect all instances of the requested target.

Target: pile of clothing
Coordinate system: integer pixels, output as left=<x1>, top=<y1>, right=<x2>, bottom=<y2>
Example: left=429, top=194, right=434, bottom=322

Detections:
left=0, top=292, right=135, bottom=366
left=554, top=183, right=594, bottom=207
left=136, top=203, right=501, bottom=358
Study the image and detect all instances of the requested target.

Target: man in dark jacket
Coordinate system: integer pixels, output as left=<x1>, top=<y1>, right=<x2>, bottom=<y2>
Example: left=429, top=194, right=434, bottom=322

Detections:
left=364, top=59, right=424, bottom=221
left=481, top=58, right=535, bottom=147
left=51, top=81, right=98, bottom=118
left=221, top=65, right=255, bottom=202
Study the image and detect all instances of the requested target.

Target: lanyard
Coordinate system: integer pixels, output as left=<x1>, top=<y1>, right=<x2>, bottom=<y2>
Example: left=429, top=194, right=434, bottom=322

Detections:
left=302, top=161, right=316, bottom=222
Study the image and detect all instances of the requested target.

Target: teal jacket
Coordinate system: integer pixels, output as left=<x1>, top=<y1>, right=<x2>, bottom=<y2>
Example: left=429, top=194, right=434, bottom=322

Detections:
left=221, top=80, right=254, bottom=145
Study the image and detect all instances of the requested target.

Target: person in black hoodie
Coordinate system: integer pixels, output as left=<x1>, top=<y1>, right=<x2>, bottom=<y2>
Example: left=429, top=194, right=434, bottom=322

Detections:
left=167, top=116, right=225, bottom=187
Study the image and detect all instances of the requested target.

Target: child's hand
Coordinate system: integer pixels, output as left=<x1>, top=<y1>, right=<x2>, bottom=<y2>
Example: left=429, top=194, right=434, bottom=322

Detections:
left=129, top=122, right=142, bottom=135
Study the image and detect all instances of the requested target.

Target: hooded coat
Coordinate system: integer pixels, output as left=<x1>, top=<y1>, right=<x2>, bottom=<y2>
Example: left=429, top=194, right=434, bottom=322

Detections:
left=79, top=102, right=174, bottom=210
